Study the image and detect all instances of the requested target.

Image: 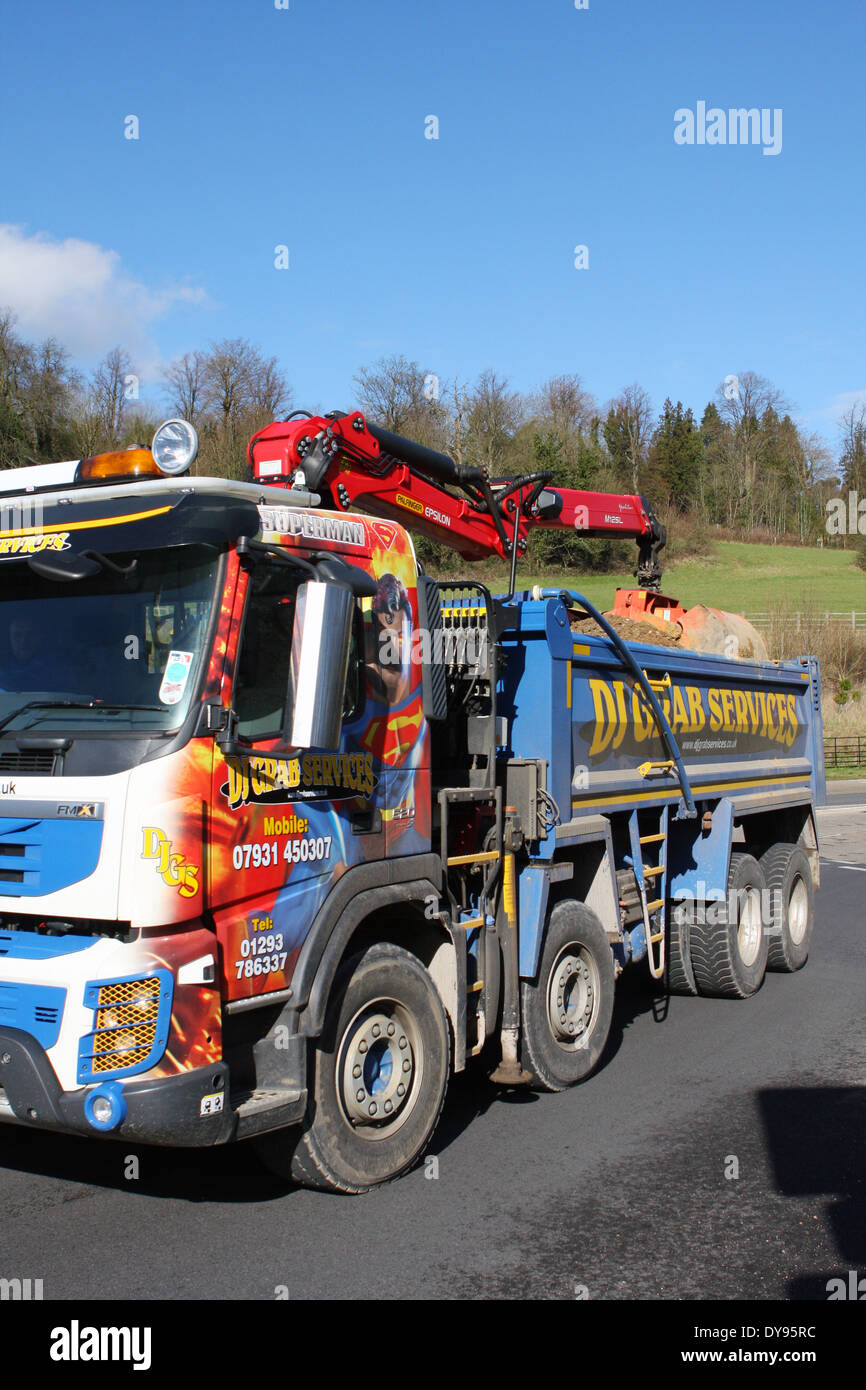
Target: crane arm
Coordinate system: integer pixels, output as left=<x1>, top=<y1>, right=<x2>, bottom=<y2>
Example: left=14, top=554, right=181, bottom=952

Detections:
left=248, top=410, right=666, bottom=588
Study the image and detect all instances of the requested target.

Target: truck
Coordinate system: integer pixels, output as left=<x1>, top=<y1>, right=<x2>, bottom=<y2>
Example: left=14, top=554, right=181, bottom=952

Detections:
left=0, top=411, right=824, bottom=1192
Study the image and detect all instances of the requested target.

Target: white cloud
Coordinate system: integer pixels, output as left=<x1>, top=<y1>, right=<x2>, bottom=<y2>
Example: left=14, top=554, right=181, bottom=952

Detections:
left=0, top=224, right=208, bottom=369
left=805, top=388, right=866, bottom=429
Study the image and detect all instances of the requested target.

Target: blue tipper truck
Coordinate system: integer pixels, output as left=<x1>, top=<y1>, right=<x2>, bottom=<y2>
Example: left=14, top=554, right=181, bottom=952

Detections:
left=436, top=582, right=824, bottom=1106
left=0, top=415, right=825, bottom=1193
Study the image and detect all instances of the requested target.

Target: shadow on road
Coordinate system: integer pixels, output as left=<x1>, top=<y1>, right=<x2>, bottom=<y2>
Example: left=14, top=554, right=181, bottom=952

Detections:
left=0, top=968, right=676, bottom=1202
left=0, top=1121, right=290, bottom=1202
left=431, top=965, right=673, bottom=1158
left=757, top=1085, right=866, bottom=1299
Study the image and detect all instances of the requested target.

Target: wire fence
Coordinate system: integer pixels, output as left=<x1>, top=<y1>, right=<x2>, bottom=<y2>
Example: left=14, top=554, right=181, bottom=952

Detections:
left=746, top=611, right=866, bottom=631
left=824, top=736, right=866, bottom=768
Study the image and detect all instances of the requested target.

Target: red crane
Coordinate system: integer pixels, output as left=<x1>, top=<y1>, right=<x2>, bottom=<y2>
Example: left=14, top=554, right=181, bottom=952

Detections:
left=247, top=409, right=666, bottom=590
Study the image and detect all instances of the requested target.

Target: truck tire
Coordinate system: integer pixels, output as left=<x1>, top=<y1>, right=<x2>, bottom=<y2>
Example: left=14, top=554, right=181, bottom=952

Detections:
left=690, top=851, right=769, bottom=999
left=760, top=843, right=814, bottom=973
left=665, top=901, right=698, bottom=996
left=520, top=900, right=614, bottom=1092
left=258, top=942, right=450, bottom=1193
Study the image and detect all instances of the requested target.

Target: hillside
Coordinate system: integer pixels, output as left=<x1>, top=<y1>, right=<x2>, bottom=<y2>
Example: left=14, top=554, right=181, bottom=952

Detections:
left=524, top=541, right=865, bottom=615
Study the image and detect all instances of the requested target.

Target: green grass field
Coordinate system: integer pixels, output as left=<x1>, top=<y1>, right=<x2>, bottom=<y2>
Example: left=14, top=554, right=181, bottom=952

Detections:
left=439, top=539, right=866, bottom=752
left=465, top=540, right=865, bottom=615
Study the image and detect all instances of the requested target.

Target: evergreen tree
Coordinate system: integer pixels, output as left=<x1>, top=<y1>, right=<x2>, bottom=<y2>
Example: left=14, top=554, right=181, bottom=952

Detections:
left=648, top=399, right=702, bottom=508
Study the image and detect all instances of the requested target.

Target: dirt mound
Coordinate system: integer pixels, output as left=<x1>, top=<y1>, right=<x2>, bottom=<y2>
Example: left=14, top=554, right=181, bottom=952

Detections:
left=569, top=610, right=682, bottom=650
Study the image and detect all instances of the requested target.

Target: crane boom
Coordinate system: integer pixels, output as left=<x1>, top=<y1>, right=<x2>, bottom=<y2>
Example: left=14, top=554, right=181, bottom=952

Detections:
left=248, top=409, right=666, bottom=587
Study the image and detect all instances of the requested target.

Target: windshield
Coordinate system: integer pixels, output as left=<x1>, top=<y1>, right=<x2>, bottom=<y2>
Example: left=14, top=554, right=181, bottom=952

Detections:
left=0, top=545, right=221, bottom=733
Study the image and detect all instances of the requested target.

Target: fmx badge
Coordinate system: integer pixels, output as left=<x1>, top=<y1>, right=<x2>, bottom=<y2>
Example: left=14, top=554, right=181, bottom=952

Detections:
left=141, top=827, right=199, bottom=898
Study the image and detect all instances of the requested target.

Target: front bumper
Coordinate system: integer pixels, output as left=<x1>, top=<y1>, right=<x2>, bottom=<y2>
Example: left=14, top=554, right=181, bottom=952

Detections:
left=0, top=1026, right=234, bottom=1146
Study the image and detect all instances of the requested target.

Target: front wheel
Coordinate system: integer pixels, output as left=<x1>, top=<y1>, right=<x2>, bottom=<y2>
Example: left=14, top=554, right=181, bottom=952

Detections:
left=520, top=900, right=615, bottom=1092
left=257, top=942, right=450, bottom=1193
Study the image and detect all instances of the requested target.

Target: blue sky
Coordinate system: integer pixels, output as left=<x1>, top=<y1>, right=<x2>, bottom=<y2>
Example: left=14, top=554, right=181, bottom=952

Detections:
left=1, top=0, right=864, bottom=445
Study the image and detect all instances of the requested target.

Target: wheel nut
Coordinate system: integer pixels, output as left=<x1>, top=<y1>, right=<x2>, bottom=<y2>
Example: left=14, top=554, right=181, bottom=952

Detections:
left=372, top=1023, right=380, bottom=1038
left=368, top=1102, right=377, bottom=1116
left=358, top=1040, right=368, bottom=1053
left=387, top=1022, right=395, bottom=1036
left=353, top=1065, right=362, bottom=1079
left=356, top=1089, right=365, bottom=1102
left=402, top=1058, right=411, bottom=1072
left=384, top=1100, right=393, bottom=1113
left=397, top=1083, right=405, bottom=1096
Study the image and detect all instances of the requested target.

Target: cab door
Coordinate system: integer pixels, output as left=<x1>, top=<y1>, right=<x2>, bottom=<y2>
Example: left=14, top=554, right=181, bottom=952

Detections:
left=210, top=559, right=383, bottom=1004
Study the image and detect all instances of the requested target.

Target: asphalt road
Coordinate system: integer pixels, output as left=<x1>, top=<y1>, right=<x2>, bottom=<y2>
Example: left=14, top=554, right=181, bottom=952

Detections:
left=1, top=801, right=865, bottom=1302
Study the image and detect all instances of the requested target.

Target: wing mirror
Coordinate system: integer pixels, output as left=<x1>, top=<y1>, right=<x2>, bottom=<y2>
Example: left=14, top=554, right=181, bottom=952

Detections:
left=288, top=579, right=354, bottom=750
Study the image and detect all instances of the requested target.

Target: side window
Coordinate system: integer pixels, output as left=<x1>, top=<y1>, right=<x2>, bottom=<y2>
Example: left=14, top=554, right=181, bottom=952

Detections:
left=235, top=569, right=297, bottom=741
left=342, top=608, right=364, bottom=723
left=234, top=571, right=364, bottom=742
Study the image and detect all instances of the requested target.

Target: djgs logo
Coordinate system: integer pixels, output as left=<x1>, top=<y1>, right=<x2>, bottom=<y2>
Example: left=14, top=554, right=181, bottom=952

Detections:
left=141, top=827, right=199, bottom=899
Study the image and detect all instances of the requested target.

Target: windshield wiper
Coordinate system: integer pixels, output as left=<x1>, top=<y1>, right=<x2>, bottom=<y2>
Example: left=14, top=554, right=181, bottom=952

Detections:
left=0, top=700, right=166, bottom=735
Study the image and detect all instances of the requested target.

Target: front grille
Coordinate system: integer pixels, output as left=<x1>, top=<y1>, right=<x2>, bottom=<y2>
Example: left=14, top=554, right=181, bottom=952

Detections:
left=78, top=971, right=172, bottom=1082
left=96, top=978, right=160, bottom=1008
left=0, top=815, right=103, bottom=898
left=90, top=980, right=161, bottom=1074
left=96, top=998, right=159, bottom=1030
left=92, top=1035, right=152, bottom=1074
left=0, top=917, right=133, bottom=949
left=0, top=751, right=57, bottom=775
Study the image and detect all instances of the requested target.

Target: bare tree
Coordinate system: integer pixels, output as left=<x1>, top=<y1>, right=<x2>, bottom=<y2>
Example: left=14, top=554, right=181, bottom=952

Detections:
left=203, top=338, right=258, bottom=428
left=0, top=311, right=33, bottom=466
left=23, top=338, right=80, bottom=459
left=465, top=369, right=525, bottom=474
left=353, top=355, right=432, bottom=434
left=249, top=353, right=292, bottom=420
left=714, top=370, right=787, bottom=498
left=164, top=351, right=207, bottom=425
left=533, top=373, right=597, bottom=440
left=839, top=401, right=866, bottom=493
left=92, top=346, right=135, bottom=443
left=605, top=383, right=653, bottom=491
left=445, top=377, right=471, bottom=467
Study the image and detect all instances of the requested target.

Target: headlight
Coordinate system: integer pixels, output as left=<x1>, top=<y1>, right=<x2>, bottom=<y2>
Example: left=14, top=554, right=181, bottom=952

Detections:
left=151, top=418, right=198, bottom=476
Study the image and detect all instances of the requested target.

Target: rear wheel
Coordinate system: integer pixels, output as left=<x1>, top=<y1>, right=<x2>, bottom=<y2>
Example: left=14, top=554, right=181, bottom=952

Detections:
left=665, top=900, right=698, bottom=996
left=690, top=851, right=769, bottom=999
left=256, top=942, right=450, bottom=1193
left=520, top=901, right=615, bottom=1091
left=760, top=843, right=814, bottom=972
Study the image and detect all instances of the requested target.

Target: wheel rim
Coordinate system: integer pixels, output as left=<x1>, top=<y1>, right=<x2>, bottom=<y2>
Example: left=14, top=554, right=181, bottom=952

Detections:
left=788, top=876, right=809, bottom=944
left=546, top=945, right=599, bottom=1050
left=337, top=999, right=422, bottom=1140
left=737, top=886, right=763, bottom=966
